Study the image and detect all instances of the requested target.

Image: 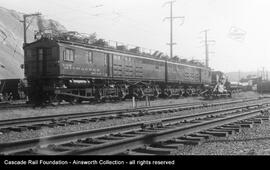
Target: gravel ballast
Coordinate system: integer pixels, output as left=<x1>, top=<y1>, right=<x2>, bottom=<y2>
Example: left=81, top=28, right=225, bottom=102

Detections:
left=176, top=119, right=270, bottom=155
left=0, top=99, right=267, bottom=143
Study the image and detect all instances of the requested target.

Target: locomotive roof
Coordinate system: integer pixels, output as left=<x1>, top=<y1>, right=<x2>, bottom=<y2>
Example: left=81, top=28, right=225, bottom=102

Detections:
left=25, top=38, right=211, bottom=70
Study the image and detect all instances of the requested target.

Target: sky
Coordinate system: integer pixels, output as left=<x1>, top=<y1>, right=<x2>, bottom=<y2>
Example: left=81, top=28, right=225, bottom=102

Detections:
left=1, top=0, right=270, bottom=73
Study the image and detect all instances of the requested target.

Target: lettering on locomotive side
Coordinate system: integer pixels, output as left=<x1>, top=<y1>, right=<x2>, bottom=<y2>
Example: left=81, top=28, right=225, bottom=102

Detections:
left=62, top=63, right=105, bottom=75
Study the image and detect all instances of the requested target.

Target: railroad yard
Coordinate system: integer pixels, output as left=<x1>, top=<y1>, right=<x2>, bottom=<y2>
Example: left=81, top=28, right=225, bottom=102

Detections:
left=1, top=91, right=270, bottom=155
left=1, top=1, right=270, bottom=161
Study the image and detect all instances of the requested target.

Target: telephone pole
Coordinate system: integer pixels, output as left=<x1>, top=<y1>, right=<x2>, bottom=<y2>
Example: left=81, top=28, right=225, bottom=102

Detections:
left=262, top=67, right=265, bottom=81
left=21, top=12, right=41, bottom=46
left=238, top=70, right=241, bottom=82
left=163, top=1, right=184, bottom=58
left=201, top=29, right=215, bottom=67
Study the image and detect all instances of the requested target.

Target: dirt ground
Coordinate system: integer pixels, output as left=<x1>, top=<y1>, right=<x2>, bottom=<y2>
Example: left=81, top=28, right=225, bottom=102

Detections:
left=0, top=91, right=261, bottom=120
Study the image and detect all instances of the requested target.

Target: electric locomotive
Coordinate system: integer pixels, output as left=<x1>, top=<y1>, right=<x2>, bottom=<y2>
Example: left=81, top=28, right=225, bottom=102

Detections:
left=23, top=31, right=212, bottom=104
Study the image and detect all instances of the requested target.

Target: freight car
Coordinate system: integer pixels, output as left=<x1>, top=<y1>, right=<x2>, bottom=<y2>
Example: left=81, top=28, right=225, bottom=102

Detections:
left=23, top=32, right=212, bottom=104
left=257, top=80, right=270, bottom=93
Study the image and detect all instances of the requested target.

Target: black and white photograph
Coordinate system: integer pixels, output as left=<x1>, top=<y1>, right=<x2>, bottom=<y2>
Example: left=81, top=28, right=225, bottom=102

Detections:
left=0, top=0, right=270, bottom=167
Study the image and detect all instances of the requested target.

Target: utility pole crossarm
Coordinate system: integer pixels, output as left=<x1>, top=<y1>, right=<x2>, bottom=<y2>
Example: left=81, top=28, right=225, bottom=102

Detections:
left=201, top=29, right=215, bottom=68
left=22, top=12, right=42, bottom=46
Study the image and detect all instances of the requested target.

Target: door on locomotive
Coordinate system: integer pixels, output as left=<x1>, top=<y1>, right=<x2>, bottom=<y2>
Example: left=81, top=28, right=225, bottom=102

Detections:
left=36, top=48, right=52, bottom=76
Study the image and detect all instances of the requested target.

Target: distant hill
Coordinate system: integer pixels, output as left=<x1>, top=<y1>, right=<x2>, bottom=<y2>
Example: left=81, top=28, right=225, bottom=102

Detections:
left=0, top=6, right=66, bottom=79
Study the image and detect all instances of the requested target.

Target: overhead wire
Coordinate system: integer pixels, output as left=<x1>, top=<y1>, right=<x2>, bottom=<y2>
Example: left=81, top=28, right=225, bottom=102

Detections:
left=39, top=2, right=169, bottom=53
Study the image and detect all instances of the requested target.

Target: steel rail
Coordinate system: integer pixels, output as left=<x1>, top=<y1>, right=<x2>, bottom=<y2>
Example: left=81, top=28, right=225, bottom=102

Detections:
left=0, top=98, right=260, bottom=128
left=0, top=102, right=268, bottom=154
left=66, top=108, right=268, bottom=155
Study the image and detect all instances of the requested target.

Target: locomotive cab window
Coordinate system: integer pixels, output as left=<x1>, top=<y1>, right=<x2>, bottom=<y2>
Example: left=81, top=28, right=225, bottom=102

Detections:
left=38, top=49, right=43, bottom=60
left=63, top=48, right=75, bottom=62
left=88, top=51, right=93, bottom=64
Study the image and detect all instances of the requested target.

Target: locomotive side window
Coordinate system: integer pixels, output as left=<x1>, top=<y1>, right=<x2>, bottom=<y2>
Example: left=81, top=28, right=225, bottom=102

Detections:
left=26, top=50, right=32, bottom=59
left=104, top=55, right=107, bottom=65
left=38, top=49, right=43, bottom=60
left=63, top=48, right=74, bottom=62
left=88, top=51, right=93, bottom=64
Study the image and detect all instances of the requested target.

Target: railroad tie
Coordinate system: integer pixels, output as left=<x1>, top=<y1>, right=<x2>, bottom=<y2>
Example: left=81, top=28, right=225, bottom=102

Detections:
left=136, top=129, right=159, bottom=134
left=151, top=142, right=183, bottom=150
left=98, top=135, right=125, bottom=140
left=189, top=120, right=203, bottom=123
left=50, top=120, right=67, bottom=126
left=251, top=118, right=263, bottom=124
left=46, top=144, right=73, bottom=152
left=187, top=135, right=206, bottom=141
left=27, top=125, right=43, bottom=130
left=88, top=118, right=100, bottom=122
left=203, top=117, right=217, bottom=121
left=221, top=126, right=241, bottom=133
left=200, top=131, right=228, bottom=137
left=98, top=117, right=109, bottom=121
left=122, top=150, right=156, bottom=156
left=240, top=120, right=254, bottom=124
left=210, top=128, right=235, bottom=135
left=78, top=119, right=91, bottom=123
left=78, top=138, right=107, bottom=144
left=122, top=114, right=134, bottom=117
left=0, top=128, right=11, bottom=133
left=189, top=133, right=212, bottom=139
left=132, top=146, right=173, bottom=155
left=67, top=142, right=92, bottom=147
left=31, top=148, right=60, bottom=155
left=8, top=126, right=28, bottom=132
left=256, top=116, right=270, bottom=121
left=115, top=133, right=137, bottom=137
left=178, top=136, right=205, bottom=142
left=234, top=122, right=253, bottom=128
left=67, top=120, right=81, bottom=125
left=169, top=138, right=201, bottom=145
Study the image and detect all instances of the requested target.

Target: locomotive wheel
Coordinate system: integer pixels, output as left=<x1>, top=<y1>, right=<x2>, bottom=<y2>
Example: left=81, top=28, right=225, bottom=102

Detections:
left=75, top=98, right=82, bottom=104
left=49, top=94, right=61, bottom=106
left=69, top=98, right=76, bottom=105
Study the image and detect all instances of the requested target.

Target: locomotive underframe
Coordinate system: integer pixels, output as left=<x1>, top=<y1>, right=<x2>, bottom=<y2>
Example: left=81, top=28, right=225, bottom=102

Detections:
left=27, top=76, right=206, bottom=104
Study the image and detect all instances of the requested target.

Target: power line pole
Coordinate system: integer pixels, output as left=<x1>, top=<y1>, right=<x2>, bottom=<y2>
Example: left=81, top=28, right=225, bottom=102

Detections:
left=261, top=68, right=263, bottom=94
left=201, top=29, right=215, bottom=68
left=21, top=12, right=41, bottom=47
left=163, top=1, right=184, bottom=58
left=238, top=70, right=241, bottom=82
left=262, top=67, right=265, bottom=81
left=266, top=70, right=268, bottom=81
left=204, top=30, right=209, bottom=68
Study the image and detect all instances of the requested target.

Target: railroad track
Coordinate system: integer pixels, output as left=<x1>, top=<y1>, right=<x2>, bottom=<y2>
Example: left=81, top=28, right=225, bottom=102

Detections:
left=0, top=96, right=261, bottom=110
left=1, top=101, right=269, bottom=155
left=0, top=101, right=31, bottom=110
left=0, top=98, right=263, bottom=133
